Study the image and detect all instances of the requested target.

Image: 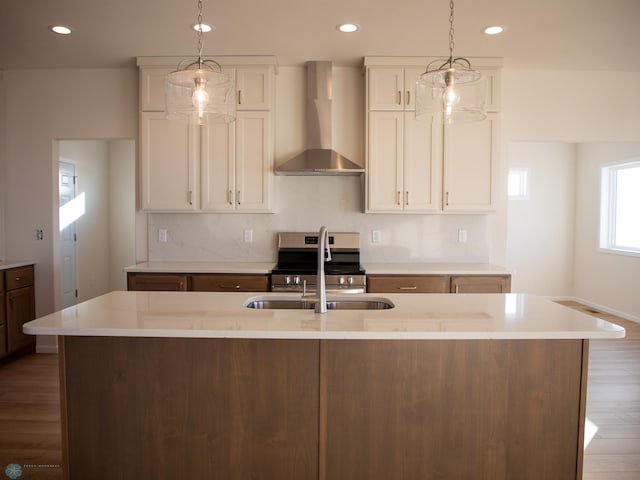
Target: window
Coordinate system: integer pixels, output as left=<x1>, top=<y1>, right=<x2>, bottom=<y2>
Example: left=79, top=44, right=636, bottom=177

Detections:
left=600, top=159, right=640, bottom=255
left=508, top=168, right=530, bottom=200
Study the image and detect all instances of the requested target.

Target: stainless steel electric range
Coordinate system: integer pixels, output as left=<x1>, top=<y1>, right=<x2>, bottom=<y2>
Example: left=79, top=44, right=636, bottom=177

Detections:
left=271, top=232, right=366, bottom=294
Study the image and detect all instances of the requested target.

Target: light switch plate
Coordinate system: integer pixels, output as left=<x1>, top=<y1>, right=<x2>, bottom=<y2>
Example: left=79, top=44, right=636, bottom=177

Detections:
left=372, top=230, right=382, bottom=243
left=158, top=229, right=168, bottom=242
left=244, top=229, right=253, bottom=243
left=458, top=229, right=468, bottom=243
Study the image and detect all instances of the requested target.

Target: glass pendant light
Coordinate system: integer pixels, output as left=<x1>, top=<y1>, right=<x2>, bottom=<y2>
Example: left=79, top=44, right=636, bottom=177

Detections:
left=165, top=0, right=236, bottom=125
left=415, top=0, right=487, bottom=124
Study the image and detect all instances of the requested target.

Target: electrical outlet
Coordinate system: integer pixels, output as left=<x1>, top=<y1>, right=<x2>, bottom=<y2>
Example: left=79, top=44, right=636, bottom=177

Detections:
left=158, top=229, right=168, bottom=243
left=36, top=229, right=44, bottom=241
left=458, top=229, right=468, bottom=243
left=244, top=229, right=253, bottom=243
left=371, top=230, right=382, bottom=243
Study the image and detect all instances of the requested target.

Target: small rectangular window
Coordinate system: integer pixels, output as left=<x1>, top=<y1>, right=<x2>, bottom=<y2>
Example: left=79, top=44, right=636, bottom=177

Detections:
left=508, top=168, right=530, bottom=200
left=600, top=159, right=640, bottom=255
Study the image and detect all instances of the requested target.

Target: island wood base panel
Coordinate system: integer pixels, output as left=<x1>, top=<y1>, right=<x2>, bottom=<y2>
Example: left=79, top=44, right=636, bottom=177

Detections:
left=59, top=336, right=588, bottom=480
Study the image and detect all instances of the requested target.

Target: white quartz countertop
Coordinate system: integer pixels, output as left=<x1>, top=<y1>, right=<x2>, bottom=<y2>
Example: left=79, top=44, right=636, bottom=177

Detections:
left=363, top=263, right=510, bottom=275
left=0, top=260, right=35, bottom=271
left=24, top=291, right=624, bottom=340
left=124, top=262, right=275, bottom=274
left=124, top=262, right=509, bottom=276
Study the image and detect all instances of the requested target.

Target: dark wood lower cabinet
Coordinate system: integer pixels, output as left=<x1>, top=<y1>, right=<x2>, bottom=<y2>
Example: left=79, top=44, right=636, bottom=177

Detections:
left=60, top=337, right=319, bottom=479
left=321, top=339, right=587, bottom=480
left=59, top=336, right=587, bottom=480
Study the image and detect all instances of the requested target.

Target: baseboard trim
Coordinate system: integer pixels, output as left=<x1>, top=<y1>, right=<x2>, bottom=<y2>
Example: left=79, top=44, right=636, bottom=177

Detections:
left=549, top=295, right=640, bottom=324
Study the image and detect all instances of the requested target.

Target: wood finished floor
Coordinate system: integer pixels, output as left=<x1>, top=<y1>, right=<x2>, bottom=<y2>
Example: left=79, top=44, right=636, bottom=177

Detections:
left=0, top=302, right=638, bottom=479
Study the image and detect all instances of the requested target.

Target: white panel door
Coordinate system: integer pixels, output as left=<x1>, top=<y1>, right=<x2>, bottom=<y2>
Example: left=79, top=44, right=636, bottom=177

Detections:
left=367, top=111, right=404, bottom=212
left=443, top=113, right=498, bottom=212
left=140, top=112, right=199, bottom=211
left=235, top=111, right=272, bottom=212
left=403, top=112, right=441, bottom=212
left=59, top=161, right=77, bottom=309
left=201, top=122, right=236, bottom=211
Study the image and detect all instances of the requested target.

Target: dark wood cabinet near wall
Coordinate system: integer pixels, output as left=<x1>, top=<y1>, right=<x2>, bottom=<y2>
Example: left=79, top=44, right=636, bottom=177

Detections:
left=1, top=265, right=36, bottom=359
left=367, top=273, right=511, bottom=294
left=127, top=272, right=270, bottom=292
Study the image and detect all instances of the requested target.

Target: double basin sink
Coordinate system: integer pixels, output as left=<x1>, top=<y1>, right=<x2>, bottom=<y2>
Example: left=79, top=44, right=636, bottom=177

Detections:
left=244, top=295, right=395, bottom=311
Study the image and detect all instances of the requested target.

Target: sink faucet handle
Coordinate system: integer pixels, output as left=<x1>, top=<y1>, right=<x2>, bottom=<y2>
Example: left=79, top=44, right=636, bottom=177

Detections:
left=324, top=229, right=332, bottom=261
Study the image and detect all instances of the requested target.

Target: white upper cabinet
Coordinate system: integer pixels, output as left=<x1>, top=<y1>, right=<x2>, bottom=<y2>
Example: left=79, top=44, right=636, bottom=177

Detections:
left=366, top=111, right=440, bottom=212
left=201, top=111, right=272, bottom=212
left=443, top=113, right=499, bottom=212
left=140, top=112, right=199, bottom=211
left=367, top=67, right=424, bottom=111
left=137, top=57, right=276, bottom=213
left=364, top=57, right=502, bottom=214
left=236, top=67, right=273, bottom=110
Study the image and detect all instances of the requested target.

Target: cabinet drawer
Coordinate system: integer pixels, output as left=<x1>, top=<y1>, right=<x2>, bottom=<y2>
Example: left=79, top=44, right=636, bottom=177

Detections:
left=127, top=273, right=188, bottom=291
left=367, top=275, right=450, bottom=293
left=191, top=274, right=270, bottom=292
left=450, top=275, right=511, bottom=294
left=6, top=266, right=34, bottom=290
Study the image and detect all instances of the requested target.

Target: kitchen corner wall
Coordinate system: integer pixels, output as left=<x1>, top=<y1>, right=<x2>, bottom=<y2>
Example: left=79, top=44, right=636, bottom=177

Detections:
left=147, top=66, right=492, bottom=265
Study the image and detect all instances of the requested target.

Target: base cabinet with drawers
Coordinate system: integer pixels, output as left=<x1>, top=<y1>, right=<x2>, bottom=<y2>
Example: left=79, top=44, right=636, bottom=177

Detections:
left=367, top=274, right=510, bottom=294
left=127, top=272, right=270, bottom=293
left=1, top=265, right=36, bottom=359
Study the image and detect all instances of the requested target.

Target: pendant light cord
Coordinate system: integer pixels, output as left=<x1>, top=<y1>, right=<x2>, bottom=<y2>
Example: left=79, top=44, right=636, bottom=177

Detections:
left=448, top=0, right=455, bottom=65
left=196, top=0, right=204, bottom=68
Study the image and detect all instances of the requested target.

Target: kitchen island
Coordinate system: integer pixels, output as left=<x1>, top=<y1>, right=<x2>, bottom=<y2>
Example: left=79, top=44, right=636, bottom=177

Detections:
left=25, top=291, right=624, bottom=480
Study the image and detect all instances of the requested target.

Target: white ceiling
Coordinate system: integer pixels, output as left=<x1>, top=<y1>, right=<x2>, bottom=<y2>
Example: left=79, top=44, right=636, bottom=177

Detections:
left=1, top=0, right=639, bottom=71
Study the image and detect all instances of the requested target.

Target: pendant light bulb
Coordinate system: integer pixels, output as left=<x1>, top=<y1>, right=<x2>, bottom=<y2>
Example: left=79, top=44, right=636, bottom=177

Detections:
left=192, top=77, right=210, bottom=120
left=443, top=71, right=460, bottom=116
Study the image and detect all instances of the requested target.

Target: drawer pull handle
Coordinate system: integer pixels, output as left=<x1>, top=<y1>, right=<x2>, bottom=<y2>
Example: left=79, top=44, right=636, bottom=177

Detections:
left=14, top=277, right=22, bottom=281
left=398, top=286, right=417, bottom=290
left=397, top=90, right=402, bottom=105
left=219, top=284, right=241, bottom=289
left=406, top=90, right=410, bottom=105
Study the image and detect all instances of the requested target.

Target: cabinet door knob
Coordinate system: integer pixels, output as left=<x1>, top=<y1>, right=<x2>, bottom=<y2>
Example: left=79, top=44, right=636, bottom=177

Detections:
left=236, top=190, right=241, bottom=205
left=406, top=90, right=410, bottom=105
left=397, top=191, right=401, bottom=205
left=228, top=190, right=233, bottom=205
left=238, top=90, right=242, bottom=105
left=405, top=191, right=409, bottom=206
left=397, top=90, right=402, bottom=105
left=188, top=191, right=193, bottom=205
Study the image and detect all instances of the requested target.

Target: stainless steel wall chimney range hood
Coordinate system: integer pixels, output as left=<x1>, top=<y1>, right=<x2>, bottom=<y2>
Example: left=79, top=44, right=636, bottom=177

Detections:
left=276, top=61, right=364, bottom=176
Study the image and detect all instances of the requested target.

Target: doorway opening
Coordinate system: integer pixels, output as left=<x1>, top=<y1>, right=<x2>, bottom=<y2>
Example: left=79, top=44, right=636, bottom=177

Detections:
left=57, top=139, right=135, bottom=308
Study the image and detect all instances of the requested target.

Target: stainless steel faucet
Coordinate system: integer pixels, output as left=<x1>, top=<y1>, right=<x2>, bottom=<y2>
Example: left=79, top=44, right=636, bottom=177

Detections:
left=315, top=226, right=331, bottom=313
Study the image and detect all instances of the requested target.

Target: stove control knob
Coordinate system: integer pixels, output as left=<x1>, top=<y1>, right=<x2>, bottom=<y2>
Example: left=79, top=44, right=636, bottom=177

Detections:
left=348, top=277, right=355, bottom=285
left=284, top=276, right=291, bottom=285
left=338, top=277, right=346, bottom=285
left=294, top=276, right=301, bottom=285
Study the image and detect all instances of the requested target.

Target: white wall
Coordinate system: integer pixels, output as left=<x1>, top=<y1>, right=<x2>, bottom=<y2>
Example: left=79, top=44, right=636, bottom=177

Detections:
left=573, top=142, right=640, bottom=318
left=501, top=69, right=640, bottom=318
left=108, top=139, right=136, bottom=291
left=506, top=143, right=577, bottom=295
left=2, top=69, right=137, bottom=316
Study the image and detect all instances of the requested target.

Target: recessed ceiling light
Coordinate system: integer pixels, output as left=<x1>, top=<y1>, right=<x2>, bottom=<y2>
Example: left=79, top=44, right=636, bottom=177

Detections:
left=482, top=25, right=504, bottom=35
left=337, top=23, right=359, bottom=33
left=192, top=23, right=213, bottom=33
left=49, top=25, right=72, bottom=35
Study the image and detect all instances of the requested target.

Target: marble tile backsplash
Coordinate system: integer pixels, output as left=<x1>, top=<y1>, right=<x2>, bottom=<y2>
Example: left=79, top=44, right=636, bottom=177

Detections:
left=147, top=176, right=490, bottom=264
